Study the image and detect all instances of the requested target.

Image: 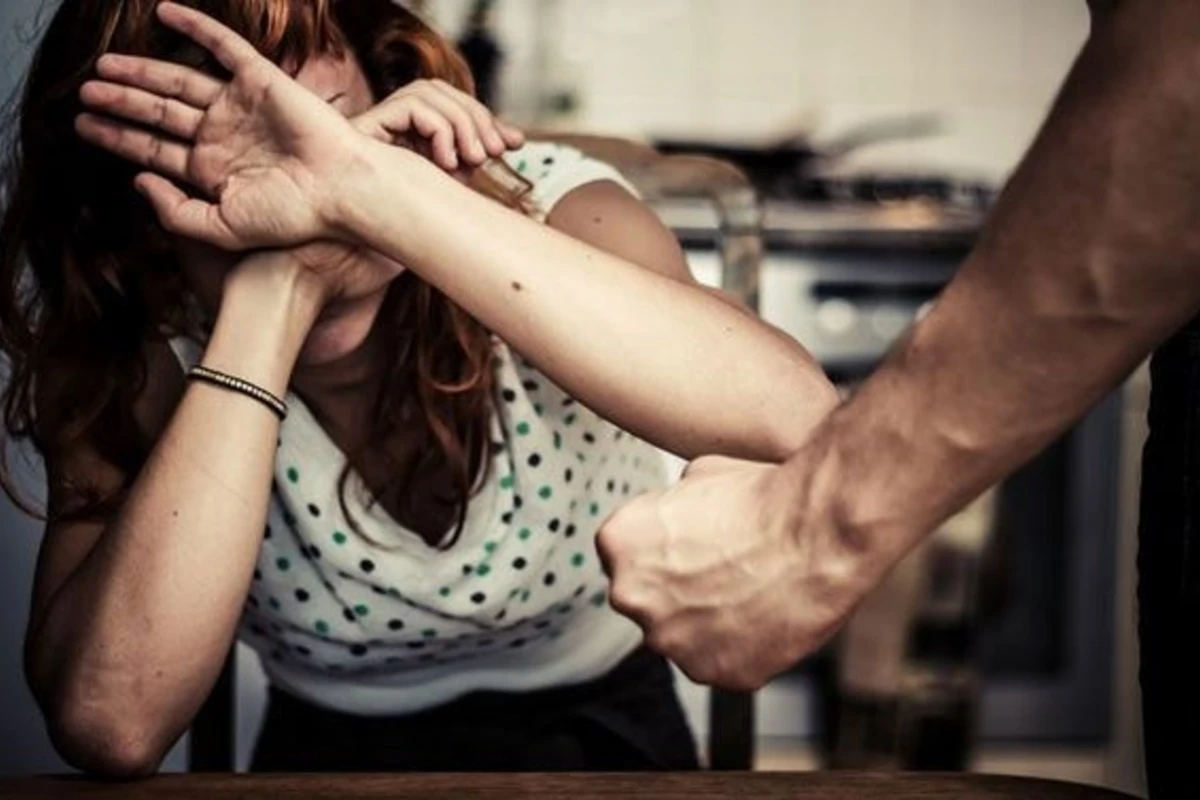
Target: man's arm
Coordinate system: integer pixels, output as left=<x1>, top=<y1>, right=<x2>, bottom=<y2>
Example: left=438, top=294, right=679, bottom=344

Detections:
left=818, top=0, right=1200, bottom=551
left=598, top=0, right=1200, bottom=689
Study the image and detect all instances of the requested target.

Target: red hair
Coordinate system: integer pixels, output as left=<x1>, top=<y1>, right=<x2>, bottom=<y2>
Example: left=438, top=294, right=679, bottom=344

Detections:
left=0, top=0, right=529, bottom=547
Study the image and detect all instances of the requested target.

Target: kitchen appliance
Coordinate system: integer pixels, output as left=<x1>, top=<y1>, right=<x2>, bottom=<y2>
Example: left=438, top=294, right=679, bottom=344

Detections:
left=653, top=182, right=1122, bottom=746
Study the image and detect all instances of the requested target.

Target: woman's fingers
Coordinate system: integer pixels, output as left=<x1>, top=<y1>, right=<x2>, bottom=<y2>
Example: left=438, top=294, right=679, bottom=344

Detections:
left=405, top=99, right=463, bottom=170
left=415, top=88, right=492, bottom=166
left=95, top=53, right=222, bottom=109
left=80, top=80, right=203, bottom=140
left=426, top=80, right=507, bottom=158
left=497, top=119, right=526, bottom=150
left=134, top=172, right=239, bottom=249
left=155, top=1, right=265, bottom=75
left=75, top=112, right=192, bottom=182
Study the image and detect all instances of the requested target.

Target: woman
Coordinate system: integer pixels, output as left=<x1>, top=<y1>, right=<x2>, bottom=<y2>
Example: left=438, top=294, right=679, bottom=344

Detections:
left=1, top=0, right=838, bottom=776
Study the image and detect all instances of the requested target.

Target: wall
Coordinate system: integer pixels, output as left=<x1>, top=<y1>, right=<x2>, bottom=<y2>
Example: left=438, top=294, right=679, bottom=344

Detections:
left=424, top=0, right=1090, bottom=182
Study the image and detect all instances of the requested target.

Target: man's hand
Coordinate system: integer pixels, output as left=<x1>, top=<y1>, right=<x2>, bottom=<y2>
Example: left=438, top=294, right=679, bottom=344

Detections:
left=597, top=447, right=892, bottom=691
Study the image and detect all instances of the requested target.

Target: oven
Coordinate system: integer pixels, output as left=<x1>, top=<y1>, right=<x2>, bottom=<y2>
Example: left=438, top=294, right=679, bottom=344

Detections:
left=657, top=197, right=1122, bottom=747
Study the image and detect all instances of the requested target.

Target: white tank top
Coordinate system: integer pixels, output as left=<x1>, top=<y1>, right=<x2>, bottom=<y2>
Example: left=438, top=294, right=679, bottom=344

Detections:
left=169, top=143, right=668, bottom=716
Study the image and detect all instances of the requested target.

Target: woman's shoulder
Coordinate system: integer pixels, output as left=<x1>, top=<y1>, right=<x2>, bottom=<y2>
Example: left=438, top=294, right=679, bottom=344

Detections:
left=501, top=140, right=640, bottom=220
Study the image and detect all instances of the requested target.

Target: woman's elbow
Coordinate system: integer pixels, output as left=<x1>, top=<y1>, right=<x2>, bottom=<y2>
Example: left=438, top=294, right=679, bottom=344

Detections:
left=43, top=693, right=168, bottom=778
left=760, top=368, right=841, bottom=459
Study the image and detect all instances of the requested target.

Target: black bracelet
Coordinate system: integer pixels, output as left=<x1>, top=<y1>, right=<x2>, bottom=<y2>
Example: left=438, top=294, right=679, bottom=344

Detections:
left=187, top=365, right=288, bottom=421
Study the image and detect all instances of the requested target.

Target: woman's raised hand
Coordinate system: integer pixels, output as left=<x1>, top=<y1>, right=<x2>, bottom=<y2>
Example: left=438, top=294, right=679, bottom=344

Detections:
left=76, top=2, right=370, bottom=251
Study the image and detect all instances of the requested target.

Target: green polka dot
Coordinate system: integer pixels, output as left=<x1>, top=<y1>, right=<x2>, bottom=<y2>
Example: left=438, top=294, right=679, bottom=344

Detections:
left=553, top=432, right=563, bottom=450
left=286, top=467, right=300, bottom=483
left=516, top=421, right=531, bottom=436
left=276, top=557, right=291, bottom=571
left=521, top=589, right=532, bottom=603
left=332, top=531, right=348, bottom=545
left=591, top=591, right=607, bottom=607
left=558, top=603, right=572, bottom=614
left=538, top=486, right=553, bottom=500
left=315, top=620, right=329, bottom=634
left=484, top=541, right=498, bottom=554
left=571, top=553, right=586, bottom=568
left=500, top=475, right=515, bottom=490
left=589, top=502, right=601, bottom=517
left=564, top=413, right=577, bottom=426
left=509, top=588, right=522, bottom=599
left=517, top=159, right=528, bottom=173
left=422, top=629, right=438, bottom=639
left=534, top=403, right=544, bottom=416
left=518, top=528, right=532, bottom=541
left=268, top=597, right=281, bottom=610
left=439, top=586, right=452, bottom=598
left=476, top=564, right=492, bottom=577
left=354, top=604, right=370, bottom=617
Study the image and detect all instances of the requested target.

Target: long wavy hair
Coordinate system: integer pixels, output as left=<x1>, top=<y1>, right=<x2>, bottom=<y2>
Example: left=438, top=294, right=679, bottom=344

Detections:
left=0, top=0, right=529, bottom=547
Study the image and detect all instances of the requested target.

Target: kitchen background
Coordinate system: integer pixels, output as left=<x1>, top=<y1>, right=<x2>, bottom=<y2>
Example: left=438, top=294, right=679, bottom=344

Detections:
left=0, top=1, right=1144, bottom=797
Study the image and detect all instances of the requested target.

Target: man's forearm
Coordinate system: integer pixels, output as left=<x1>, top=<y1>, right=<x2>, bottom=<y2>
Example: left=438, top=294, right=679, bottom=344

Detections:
left=793, top=0, right=1200, bottom=554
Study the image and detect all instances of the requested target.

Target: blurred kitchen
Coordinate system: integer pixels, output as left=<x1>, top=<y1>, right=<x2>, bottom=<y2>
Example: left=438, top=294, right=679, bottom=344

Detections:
left=0, top=1, right=1145, bottom=796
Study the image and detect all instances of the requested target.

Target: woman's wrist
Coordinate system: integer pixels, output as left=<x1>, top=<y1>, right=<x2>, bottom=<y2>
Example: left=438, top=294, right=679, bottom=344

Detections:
left=204, top=255, right=323, bottom=396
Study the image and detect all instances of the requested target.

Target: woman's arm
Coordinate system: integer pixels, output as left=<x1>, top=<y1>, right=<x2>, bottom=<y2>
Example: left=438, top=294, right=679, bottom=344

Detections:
left=336, top=152, right=839, bottom=461
left=73, top=3, right=838, bottom=462
left=26, top=257, right=321, bottom=777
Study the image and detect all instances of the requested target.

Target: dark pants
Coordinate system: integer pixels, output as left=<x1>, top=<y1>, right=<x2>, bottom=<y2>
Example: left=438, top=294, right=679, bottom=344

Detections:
left=1138, top=313, right=1200, bottom=799
left=251, top=646, right=700, bottom=772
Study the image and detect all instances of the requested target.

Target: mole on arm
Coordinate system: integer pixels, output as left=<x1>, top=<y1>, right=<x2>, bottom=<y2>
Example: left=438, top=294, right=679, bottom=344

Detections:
left=511, top=281, right=523, bottom=292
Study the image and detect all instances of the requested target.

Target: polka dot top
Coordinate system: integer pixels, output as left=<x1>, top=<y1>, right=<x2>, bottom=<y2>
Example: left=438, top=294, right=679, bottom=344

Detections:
left=168, top=142, right=668, bottom=716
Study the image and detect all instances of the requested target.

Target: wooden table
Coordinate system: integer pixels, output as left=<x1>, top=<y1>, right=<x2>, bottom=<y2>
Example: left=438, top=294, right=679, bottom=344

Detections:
left=0, top=773, right=1138, bottom=799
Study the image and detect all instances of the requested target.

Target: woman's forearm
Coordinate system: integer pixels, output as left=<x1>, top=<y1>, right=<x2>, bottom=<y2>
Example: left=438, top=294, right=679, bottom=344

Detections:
left=334, top=144, right=839, bottom=461
left=29, top=259, right=319, bottom=776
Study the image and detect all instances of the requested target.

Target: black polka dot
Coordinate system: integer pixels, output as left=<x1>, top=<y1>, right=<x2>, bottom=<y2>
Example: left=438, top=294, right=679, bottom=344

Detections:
left=622, top=483, right=631, bottom=495
left=270, top=649, right=284, bottom=662
left=607, top=480, right=616, bottom=493
left=501, top=511, right=513, bottom=525
left=295, top=646, right=312, bottom=657
left=523, top=379, right=539, bottom=392
left=564, top=468, right=573, bottom=483
left=584, top=432, right=596, bottom=445
left=264, top=526, right=273, bottom=541
left=249, top=624, right=266, bottom=636
left=543, top=157, right=555, bottom=165
left=544, top=573, right=557, bottom=587
left=614, top=430, right=625, bottom=441
left=253, top=569, right=263, bottom=581
left=534, top=620, right=551, bottom=630
left=360, top=559, right=376, bottom=574
left=283, top=511, right=296, bottom=526
left=512, top=557, right=527, bottom=570
left=371, top=586, right=388, bottom=596
left=528, top=453, right=542, bottom=468
left=308, top=545, right=322, bottom=560
left=471, top=592, right=487, bottom=605
left=349, top=644, right=368, bottom=657
left=574, top=586, right=586, bottom=597
left=565, top=524, right=577, bottom=538
left=388, top=619, right=405, bottom=631
left=502, top=388, right=517, bottom=402
left=548, top=518, right=561, bottom=532
left=343, top=608, right=357, bottom=622
left=510, top=638, right=528, bottom=648
left=514, top=495, right=524, bottom=509
left=295, top=589, right=310, bottom=602
left=463, top=564, right=475, bottom=576
left=307, top=503, right=321, bottom=517
left=407, top=641, right=426, bottom=650
left=495, top=609, right=508, bottom=621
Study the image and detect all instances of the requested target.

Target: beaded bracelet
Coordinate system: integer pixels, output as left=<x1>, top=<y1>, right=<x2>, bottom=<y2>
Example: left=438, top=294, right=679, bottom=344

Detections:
left=187, top=365, right=288, bottom=421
